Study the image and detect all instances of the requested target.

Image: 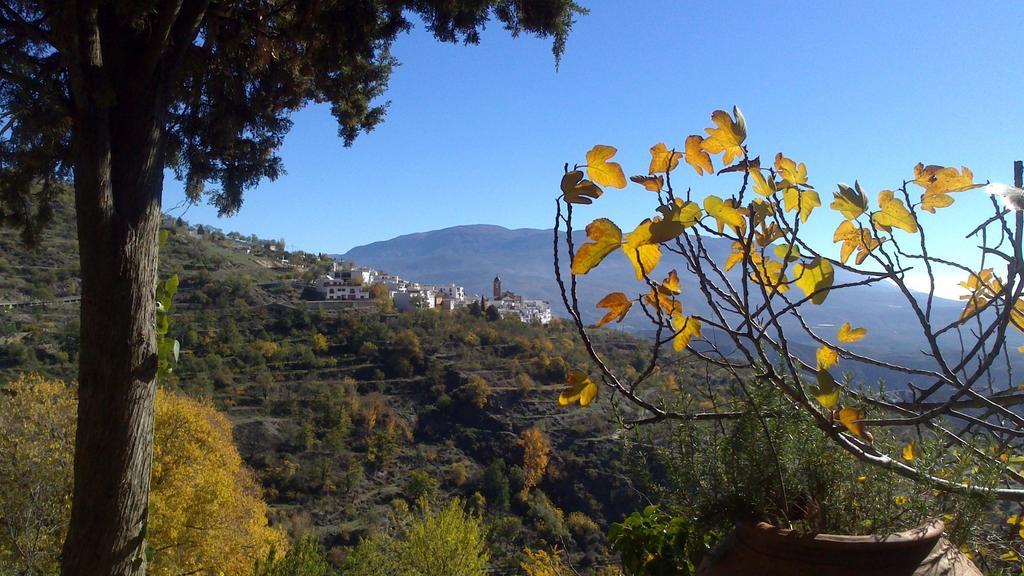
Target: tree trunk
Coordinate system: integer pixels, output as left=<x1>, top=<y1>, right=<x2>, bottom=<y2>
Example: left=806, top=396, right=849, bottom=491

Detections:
left=60, top=10, right=167, bottom=572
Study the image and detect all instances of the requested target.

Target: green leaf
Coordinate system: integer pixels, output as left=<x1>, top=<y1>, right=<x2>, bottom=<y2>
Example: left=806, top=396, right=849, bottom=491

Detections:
left=809, top=369, right=840, bottom=409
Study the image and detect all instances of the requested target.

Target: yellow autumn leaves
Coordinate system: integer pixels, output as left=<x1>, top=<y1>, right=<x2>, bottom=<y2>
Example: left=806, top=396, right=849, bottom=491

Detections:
left=555, top=105, right=987, bottom=413
left=810, top=322, right=871, bottom=441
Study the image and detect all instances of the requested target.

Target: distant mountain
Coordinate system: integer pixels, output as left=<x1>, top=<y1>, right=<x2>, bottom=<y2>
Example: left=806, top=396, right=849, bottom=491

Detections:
left=342, top=224, right=1023, bottom=386
left=343, top=224, right=635, bottom=316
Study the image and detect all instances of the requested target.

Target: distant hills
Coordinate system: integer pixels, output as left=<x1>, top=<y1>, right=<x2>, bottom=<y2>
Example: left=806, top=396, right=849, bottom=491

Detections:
left=342, top=224, right=1023, bottom=387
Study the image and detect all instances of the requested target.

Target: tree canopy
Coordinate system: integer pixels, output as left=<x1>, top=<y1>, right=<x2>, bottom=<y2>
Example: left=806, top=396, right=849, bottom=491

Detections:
left=0, top=0, right=584, bottom=242
left=0, top=374, right=285, bottom=575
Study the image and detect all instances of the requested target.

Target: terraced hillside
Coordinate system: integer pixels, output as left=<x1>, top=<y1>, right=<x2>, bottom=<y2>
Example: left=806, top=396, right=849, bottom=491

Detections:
left=1, top=195, right=709, bottom=572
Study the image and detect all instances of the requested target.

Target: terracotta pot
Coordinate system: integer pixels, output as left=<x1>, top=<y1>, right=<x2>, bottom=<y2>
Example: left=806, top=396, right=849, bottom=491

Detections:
left=697, top=518, right=981, bottom=575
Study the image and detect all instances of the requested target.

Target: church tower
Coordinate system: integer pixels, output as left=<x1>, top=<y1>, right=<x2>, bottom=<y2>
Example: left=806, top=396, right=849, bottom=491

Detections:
left=493, top=276, right=502, bottom=299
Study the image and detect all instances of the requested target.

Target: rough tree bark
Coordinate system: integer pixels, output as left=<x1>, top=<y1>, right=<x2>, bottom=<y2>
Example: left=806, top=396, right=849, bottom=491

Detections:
left=59, top=6, right=168, bottom=575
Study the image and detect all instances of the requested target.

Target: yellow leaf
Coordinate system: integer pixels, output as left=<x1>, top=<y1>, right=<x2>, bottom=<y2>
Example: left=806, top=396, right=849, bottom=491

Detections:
left=774, top=153, right=809, bottom=187
left=586, top=145, right=627, bottom=189
left=559, top=370, right=598, bottom=407
left=782, top=186, right=821, bottom=223
left=816, top=346, right=839, bottom=370
left=750, top=258, right=789, bottom=294
left=684, top=135, right=713, bottom=175
left=872, top=190, right=918, bottom=234
left=833, top=407, right=867, bottom=439
left=571, top=218, right=622, bottom=275
left=833, top=221, right=882, bottom=265
left=838, top=322, right=867, bottom=343
left=645, top=285, right=680, bottom=317
left=959, top=268, right=1001, bottom=323
left=704, top=195, right=746, bottom=234
left=672, top=313, right=702, bottom=351
left=645, top=271, right=681, bottom=315
left=560, top=170, right=604, bottom=205
left=649, top=143, right=682, bottom=174
left=773, top=244, right=801, bottom=261
left=630, top=174, right=663, bottom=192
left=957, top=269, right=1024, bottom=330
left=650, top=199, right=701, bottom=243
left=810, top=369, right=840, bottom=409
left=793, top=257, right=834, bottom=305
left=920, top=192, right=954, bottom=213
left=724, top=241, right=748, bottom=271
left=912, top=163, right=982, bottom=211
left=595, top=293, right=632, bottom=327
left=701, top=107, right=747, bottom=165
left=902, top=441, right=917, bottom=462
left=663, top=270, right=681, bottom=294
left=623, top=220, right=662, bottom=280
left=754, top=222, right=784, bottom=248
left=830, top=182, right=868, bottom=220
left=750, top=167, right=776, bottom=197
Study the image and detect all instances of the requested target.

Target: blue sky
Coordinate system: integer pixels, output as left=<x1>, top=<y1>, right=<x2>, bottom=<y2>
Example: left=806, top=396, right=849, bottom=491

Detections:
left=164, top=1, right=1024, bottom=294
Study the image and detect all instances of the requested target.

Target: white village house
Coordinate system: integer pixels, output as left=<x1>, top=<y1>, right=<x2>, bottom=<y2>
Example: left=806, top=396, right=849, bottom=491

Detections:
left=489, top=276, right=552, bottom=325
left=312, top=262, right=379, bottom=301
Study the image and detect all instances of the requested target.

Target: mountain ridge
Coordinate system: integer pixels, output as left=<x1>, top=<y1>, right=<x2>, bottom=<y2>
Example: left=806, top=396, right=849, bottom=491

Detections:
left=340, top=223, right=1023, bottom=386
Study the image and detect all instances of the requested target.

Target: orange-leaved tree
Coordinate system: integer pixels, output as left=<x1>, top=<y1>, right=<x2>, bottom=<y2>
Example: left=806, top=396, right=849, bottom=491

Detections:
left=518, top=426, right=553, bottom=499
left=553, top=106, right=1024, bottom=505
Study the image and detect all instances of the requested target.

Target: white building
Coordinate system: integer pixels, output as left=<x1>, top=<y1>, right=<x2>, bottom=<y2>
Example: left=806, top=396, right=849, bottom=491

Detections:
left=437, top=283, right=466, bottom=303
left=313, top=275, right=370, bottom=300
left=393, top=289, right=435, bottom=312
left=519, top=299, right=553, bottom=324
left=485, top=275, right=553, bottom=324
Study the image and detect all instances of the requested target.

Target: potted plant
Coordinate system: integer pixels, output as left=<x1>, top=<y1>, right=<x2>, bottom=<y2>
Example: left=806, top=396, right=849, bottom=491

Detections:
left=551, top=107, right=1024, bottom=573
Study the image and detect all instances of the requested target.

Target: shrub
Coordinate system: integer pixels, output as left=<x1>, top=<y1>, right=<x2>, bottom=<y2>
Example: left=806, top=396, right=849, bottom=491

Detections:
left=341, top=498, right=489, bottom=576
left=520, top=547, right=572, bottom=576
left=526, top=490, right=568, bottom=542
left=405, top=470, right=439, bottom=501
left=255, top=534, right=332, bottom=576
left=449, top=462, right=471, bottom=487
left=481, top=459, right=511, bottom=512
left=459, top=375, right=492, bottom=410
left=515, top=372, right=536, bottom=394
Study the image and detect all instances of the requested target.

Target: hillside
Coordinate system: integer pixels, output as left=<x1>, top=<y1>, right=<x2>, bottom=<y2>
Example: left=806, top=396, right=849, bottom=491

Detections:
left=342, top=224, right=1024, bottom=386
left=0, top=194, right=706, bottom=573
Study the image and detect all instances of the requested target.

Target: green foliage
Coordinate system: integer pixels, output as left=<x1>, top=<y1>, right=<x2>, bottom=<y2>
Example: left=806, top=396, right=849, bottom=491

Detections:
left=628, top=381, right=1001, bottom=565
left=607, top=506, right=709, bottom=576
left=525, top=491, right=568, bottom=542
left=0, top=206, right=659, bottom=570
left=481, top=459, right=511, bottom=512
left=155, top=270, right=180, bottom=378
left=405, top=470, right=439, bottom=501
left=458, top=375, right=492, bottom=409
left=341, top=498, right=488, bottom=576
left=448, top=462, right=470, bottom=487
left=255, top=535, right=333, bottom=576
